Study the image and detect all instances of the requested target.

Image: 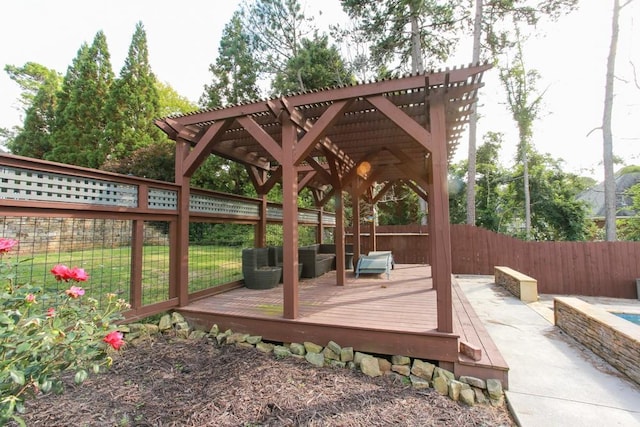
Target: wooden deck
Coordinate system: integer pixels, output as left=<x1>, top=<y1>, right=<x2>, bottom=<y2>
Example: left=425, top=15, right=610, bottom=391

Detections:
left=179, top=264, right=509, bottom=386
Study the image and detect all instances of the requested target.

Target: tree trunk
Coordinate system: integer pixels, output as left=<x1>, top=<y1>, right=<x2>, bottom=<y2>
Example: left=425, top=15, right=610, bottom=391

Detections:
left=522, top=146, right=531, bottom=240
left=603, top=0, right=621, bottom=241
left=410, top=15, right=424, bottom=74
left=466, top=0, right=483, bottom=225
left=410, top=11, right=428, bottom=224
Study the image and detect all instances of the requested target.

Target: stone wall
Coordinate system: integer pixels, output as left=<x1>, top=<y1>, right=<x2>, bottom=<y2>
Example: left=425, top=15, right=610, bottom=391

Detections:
left=1, top=216, right=169, bottom=254
left=554, top=297, right=640, bottom=386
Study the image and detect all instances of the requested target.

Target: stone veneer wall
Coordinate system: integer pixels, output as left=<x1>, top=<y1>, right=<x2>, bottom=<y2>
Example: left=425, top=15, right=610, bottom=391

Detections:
left=494, top=266, right=538, bottom=303
left=495, top=267, right=522, bottom=299
left=554, top=297, right=640, bottom=386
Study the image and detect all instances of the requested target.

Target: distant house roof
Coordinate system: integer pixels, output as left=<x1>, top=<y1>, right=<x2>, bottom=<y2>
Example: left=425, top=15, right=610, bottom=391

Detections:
left=578, top=171, right=640, bottom=218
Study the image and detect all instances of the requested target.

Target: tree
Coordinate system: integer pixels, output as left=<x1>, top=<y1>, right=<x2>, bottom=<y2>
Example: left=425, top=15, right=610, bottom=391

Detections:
left=198, top=10, right=262, bottom=195
left=599, top=0, right=637, bottom=241
left=243, top=0, right=315, bottom=80
left=103, top=22, right=164, bottom=162
left=200, top=10, right=261, bottom=107
left=465, top=0, right=483, bottom=226
left=271, top=34, right=354, bottom=94
left=340, top=0, right=460, bottom=74
left=618, top=183, right=640, bottom=241
left=101, top=140, right=176, bottom=181
left=448, top=160, right=468, bottom=224
left=475, top=132, right=507, bottom=232
left=375, top=182, right=422, bottom=225
left=499, top=30, right=545, bottom=239
left=4, top=62, right=60, bottom=112
left=465, top=0, right=578, bottom=226
left=449, top=132, right=508, bottom=231
left=157, top=81, right=197, bottom=117
left=102, top=81, right=196, bottom=181
left=505, top=152, right=590, bottom=240
left=48, top=31, right=114, bottom=167
left=4, top=63, right=62, bottom=158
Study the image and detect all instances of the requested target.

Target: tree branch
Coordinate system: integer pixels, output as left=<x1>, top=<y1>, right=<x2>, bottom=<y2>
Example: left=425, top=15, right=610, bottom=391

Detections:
left=586, top=127, right=602, bottom=137
left=631, top=61, right=640, bottom=90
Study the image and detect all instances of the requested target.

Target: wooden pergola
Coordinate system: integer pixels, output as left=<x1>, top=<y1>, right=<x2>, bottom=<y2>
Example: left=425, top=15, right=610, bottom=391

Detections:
left=156, top=63, right=491, bottom=335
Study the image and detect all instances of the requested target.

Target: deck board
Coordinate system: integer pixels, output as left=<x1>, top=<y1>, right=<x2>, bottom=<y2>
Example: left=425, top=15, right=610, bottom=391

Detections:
left=180, top=264, right=508, bottom=385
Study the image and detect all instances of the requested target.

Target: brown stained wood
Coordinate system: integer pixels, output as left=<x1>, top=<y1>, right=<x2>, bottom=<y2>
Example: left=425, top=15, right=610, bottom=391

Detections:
left=157, top=65, right=490, bottom=197
left=156, top=66, right=491, bottom=333
left=447, top=225, right=640, bottom=299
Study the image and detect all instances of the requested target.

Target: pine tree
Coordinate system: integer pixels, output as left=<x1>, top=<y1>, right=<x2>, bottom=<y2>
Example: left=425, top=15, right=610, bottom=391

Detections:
left=48, top=31, right=114, bottom=167
left=201, top=11, right=260, bottom=108
left=271, top=34, right=354, bottom=95
left=5, top=63, right=62, bottom=158
left=340, top=0, right=460, bottom=74
left=243, top=0, right=315, bottom=83
left=103, top=22, right=163, bottom=161
left=197, top=10, right=262, bottom=195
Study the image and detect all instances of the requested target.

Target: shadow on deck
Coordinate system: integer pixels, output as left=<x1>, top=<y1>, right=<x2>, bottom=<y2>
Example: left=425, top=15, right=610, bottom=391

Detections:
left=179, top=264, right=509, bottom=387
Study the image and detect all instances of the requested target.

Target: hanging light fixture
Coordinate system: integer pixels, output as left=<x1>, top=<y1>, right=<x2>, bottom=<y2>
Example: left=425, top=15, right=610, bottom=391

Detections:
left=356, top=161, right=371, bottom=178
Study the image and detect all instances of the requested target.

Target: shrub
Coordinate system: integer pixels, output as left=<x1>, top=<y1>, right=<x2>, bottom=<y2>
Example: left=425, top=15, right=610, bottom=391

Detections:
left=0, top=238, right=129, bottom=425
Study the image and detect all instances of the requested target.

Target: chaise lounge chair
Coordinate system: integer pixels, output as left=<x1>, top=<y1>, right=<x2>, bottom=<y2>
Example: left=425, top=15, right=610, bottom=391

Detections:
left=355, top=251, right=394, bottom=279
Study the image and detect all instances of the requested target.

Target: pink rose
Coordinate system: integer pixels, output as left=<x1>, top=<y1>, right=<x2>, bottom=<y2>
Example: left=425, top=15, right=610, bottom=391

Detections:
left=65, top=286, right=85, bottom=298
left=51, top=264, right=72, bottom=281
left=25, top=293, right=36, bottom=303
left=103, top=331, right=125, bottom=350
left=70, top=267, right=89, bottom=282
left=0, top=238, right=18, bottom=254
left=46, top=308, right=56, bottom=318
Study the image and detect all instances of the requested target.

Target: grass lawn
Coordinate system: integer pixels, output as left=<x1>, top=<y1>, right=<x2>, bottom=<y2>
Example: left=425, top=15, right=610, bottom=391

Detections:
left=11, top=245, right=243, bottom=307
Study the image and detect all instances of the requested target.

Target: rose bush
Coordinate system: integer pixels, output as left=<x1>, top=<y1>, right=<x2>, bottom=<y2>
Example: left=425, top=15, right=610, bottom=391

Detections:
left=0, top=238, right=129, bottom=425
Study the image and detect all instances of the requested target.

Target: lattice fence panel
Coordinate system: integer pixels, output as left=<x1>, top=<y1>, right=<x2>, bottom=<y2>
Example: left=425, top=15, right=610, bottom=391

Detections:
left=0, top=166, right=137, bottom=207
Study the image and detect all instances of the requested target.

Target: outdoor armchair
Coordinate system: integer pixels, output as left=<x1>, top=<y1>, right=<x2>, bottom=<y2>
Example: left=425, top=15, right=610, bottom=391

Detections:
left=242, top=248, right=281, bottom=290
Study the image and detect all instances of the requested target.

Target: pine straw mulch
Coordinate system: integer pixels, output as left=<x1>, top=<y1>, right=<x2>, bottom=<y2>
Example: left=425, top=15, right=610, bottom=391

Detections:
left=18, top=335, right=516, bottom=427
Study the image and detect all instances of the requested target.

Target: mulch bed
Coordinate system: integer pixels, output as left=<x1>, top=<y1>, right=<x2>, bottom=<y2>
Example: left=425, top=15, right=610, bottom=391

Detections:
left=17, top=335, right=516, bottom=426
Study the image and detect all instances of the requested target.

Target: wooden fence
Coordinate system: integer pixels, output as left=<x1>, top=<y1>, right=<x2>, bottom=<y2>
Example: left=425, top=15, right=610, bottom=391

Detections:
left=450, top=224, right=640, bottom=299
left=348, top=224, right=640, bottom=299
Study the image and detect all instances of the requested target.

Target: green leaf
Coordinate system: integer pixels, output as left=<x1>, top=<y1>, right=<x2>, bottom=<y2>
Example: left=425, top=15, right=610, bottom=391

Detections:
left=40, top=379, right=52, bottom=393
left=15, top=342, right=30, bottom=354
left=9, top=369, right=25, bottom=386
left=11, top=415, right=27, bottom=427
left=74, top=369, right=88, bottom=384
left=0, top=313, right=14, bottom=325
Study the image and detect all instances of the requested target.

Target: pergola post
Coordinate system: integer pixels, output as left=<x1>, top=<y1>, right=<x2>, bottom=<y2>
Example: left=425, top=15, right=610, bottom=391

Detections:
left=351, top=188, right=361, bottom=266
left=317, top=208, right=324, bottom=243
left=281, top=112, right=299, bottom=319
left=175, top=138, right=191, bottom=307
left=429, top=90, right=453, bottom=333
left=370, top=213, right=377, bottom=252
left=335, top=193, right=346, bottom=286
left=256, top=195, right=267, bottom=247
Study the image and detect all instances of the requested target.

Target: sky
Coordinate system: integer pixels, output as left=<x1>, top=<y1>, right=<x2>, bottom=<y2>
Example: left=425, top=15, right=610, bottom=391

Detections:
left=1, top=0, right=638, bottom=181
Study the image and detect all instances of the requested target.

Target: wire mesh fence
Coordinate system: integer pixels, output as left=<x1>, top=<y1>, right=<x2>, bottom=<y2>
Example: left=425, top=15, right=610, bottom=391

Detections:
left=188, top=223, right=253, bottom=294
left=1, top=216, right=337, bottom=310
left=141, top=222, right=171, bottom=305
left=1, top=217, right=133, bottom=307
